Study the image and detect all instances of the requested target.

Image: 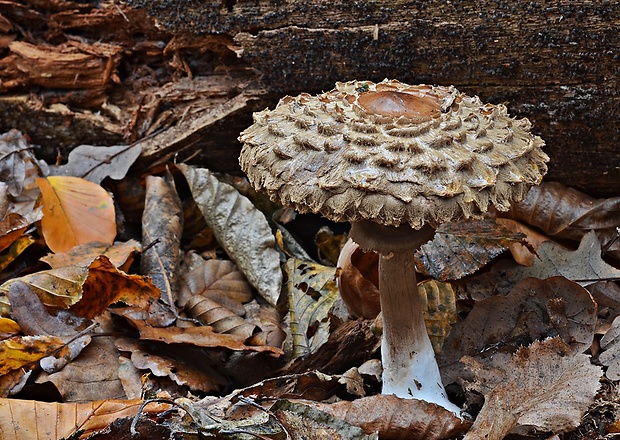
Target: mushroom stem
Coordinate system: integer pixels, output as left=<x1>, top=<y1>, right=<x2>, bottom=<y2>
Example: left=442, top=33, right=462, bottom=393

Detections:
left=379, top=251, right=461, bottom=415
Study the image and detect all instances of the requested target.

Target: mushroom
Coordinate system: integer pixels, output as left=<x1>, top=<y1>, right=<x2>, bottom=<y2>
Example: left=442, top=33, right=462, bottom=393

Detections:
left=238, top=79, right=548, bottom=414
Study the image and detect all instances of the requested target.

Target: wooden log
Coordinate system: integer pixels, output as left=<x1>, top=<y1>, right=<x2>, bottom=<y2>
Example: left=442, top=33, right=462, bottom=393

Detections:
left=127, top=0, right=620, bottom=197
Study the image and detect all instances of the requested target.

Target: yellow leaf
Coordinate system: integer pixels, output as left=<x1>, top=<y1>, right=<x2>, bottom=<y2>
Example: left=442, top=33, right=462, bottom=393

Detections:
left=0, top=335, right=69, bottom=375
left=36, top=176, right=116, bottom=253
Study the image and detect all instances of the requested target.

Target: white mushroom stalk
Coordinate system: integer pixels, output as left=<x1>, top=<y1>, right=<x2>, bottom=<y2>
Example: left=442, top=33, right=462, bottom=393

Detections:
left=238, top=79, right=549, bottom=416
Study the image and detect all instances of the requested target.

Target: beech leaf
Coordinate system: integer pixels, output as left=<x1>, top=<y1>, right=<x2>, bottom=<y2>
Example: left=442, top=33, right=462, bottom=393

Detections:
left=0, top=397, right=170, bottom=440
left=51, top=143, right=142, bottom=184
left=599, top=315, right=620, bottom=380
left=36, top=176, right=116, bottom=253
left=414, top=219, right=528, bottom=281
left=438, top=277, right=597, bottom=385
left=178, top=164, right=282, bottom=306
left=463, top=337, right=602, bottom=439
left=507, top=181, right=620, bottom=258
left=284, top=258, right=339, bottom=359
left=509, top=230, right=620, bottom=286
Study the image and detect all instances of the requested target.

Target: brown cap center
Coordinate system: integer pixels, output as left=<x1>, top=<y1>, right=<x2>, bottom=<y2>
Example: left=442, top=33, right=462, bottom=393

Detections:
left=357, top=90, right=441, bottom=120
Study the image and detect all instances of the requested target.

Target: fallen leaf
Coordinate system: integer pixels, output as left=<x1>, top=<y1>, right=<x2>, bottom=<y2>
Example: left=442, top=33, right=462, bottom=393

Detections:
left=115, top=337, right=226, bottom=394
left=509, top=230, right=620, bottom=286
left=314, top=226, right=349, bottom=266
left=113, top=307, right=282, bottom=355
left=0, top=397, right=169, bottom=440
left=299, top=395, right=469, bottom=440
left=35, top=315, right=126, bottom=402
left=51, top=143, right=142, bottom=184
left=495, top=217, right=550, bottom=266
left=185, top=295, right=257, bottom=340
left=438, top=277, right=597, bottom=385
left=273, top=399, right=380, bottom=439
left=463, top=337, right=602, bottom=439
left=141, top=174, right=183, bottom=308
left=244, top=299, right=286, bottom=349
left=36, top=176, right=116, bottom=253
left=178, top=164, right=282, bottom=306
left=0, top=213, right=29, bottom=253
left=414, top=218, right=528, bottom=281
left=0, top=235, right=35, bottom=273
left=178, top=257, right=254, bottom=314
left=507, top=181, right=620, bottom=259
left=0, top=318, right=21, bottom=339
left=0, top=335, right=70, bottom=375
left=0, top=130, right=37, bottom=197
left=40, top=240, right=141, bottom=270
left=284, top=258, right=339, bottom=359
left=418, top=279, right=458, bottom=353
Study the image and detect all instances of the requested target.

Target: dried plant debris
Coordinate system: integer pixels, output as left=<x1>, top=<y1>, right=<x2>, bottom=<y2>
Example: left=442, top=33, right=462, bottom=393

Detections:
left=178, top=164, right=282, bottom=307
left=438, top=277, right=597, bottom=385
left=463, top=337, right=602, bottom=440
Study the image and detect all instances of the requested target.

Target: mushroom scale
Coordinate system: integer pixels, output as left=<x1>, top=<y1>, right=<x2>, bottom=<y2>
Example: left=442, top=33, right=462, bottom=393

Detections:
left=239, top=79, right=549, bottom=229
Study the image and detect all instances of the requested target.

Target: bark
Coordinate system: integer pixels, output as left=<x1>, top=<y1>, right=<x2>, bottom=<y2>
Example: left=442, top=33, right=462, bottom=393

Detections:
left=1, top=0, right=618, bottom=196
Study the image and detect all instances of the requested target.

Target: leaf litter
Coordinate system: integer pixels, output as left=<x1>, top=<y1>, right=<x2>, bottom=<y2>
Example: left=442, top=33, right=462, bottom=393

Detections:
left=0, top=130, right=619, bottom=439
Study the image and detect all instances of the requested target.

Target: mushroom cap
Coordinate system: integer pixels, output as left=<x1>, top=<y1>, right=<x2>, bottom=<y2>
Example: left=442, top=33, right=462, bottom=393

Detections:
left=239, top=79, right=549, bottom=229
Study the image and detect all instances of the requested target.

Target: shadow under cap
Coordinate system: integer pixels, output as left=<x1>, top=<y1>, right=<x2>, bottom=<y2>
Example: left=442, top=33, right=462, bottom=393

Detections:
left=349, top=220, right=435, bottom=254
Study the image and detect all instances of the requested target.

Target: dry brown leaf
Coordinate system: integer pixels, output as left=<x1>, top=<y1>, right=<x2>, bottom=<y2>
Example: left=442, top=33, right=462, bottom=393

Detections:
left=51, top=143, right=142, bottom=184
left=36, top=176, right=116, bottom=253
left=244, top=299, right=286, bottom=349
left=284, top=258, right=339, bottom=359
left=301, top=394, right=469, bottom=440
left=178, top=257, right=254, bottom=314
left=414, top=218, right=528, bottom=281
left=178, top=164, right=282, bottom=307
left=186, top=295, right=257, bottom=339
left=0, top=213, right=29, bottom=253
left=141, top=174, right=183, bottom=308
left=35, top=314, right=126, bottom=402
left=438, top=277, right=597, bottom=385
left=509, top=230, right=620, bottom=286
left=0, top=130, right=40, bottom=198
left=40, top=240, right=141, bottom=270
left=336, top=238, right=381, bottom=319
left=495, top=217, right=550, bottom=266
left=507, top=181, right=620, bottom=259
left=315, top=226, right=349, bottom=265
left=463, top=337, right=602, bottom=439
left=113, top=306, right=282, bottom=355
left=0, top=397, right=170, bottom=440
left=115, top=337, right=226, bottom=394
left=0, top=235, right=35, bottom=274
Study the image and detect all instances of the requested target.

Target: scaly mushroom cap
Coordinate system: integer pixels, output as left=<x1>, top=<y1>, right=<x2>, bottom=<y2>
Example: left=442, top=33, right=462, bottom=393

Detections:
left=239, top=79, right=549, bottom=229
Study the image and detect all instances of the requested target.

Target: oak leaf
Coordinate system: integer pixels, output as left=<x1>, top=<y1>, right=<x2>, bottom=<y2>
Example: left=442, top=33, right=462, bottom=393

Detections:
left=463, top=337, right=602, bottom=439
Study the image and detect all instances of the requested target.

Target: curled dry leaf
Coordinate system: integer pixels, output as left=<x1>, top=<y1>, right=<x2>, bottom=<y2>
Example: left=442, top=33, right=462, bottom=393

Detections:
left=178, top=257, right=254, bottom=314
left=0, top=213, right=30, bottom=253
left=115, top=337, right=226, bottom=394
left=509, top=230, right=620, bottom=287
left=113, top=306, right=282, bottom=356
left=178, top=164, right=282, bottom=307
left=50, top=143, right=142, bottom=184
left=244, top=299, right=286, bottom=349
left=186, top=295, right=257, bottom=340
left=495, top=217, right=550, bottom=266
left=438, top=277, right=597, bottom=385
left=0, top=397, right=170, bottom=440
left=301, top=394, right=469, bottom=440
left=336, top=238, right=380, bottom=319
left=507, top=181, right=620, bottom=259
left=284, top=258, right=339, bottom=359
left=141, top=174, right=183, bottom=308
left=463, top=337, right=602, bottom=439
left=414, top=218, right=529, bottom=281
left=40, top=239, right=141, bottom=270
left=36, top=176, right=116, bottom=253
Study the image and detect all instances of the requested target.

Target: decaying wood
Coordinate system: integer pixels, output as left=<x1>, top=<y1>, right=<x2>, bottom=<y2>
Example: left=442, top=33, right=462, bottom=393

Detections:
left=0, top=0, right=618, bottom=196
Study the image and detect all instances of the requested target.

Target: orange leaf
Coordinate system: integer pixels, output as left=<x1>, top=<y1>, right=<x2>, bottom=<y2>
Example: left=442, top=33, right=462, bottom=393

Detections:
left=36, top=176, right=116, bottom=253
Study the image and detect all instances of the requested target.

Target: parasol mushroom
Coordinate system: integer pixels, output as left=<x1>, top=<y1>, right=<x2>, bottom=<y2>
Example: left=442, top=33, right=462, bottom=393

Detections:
left=238, top=79, right=548, bottom=414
